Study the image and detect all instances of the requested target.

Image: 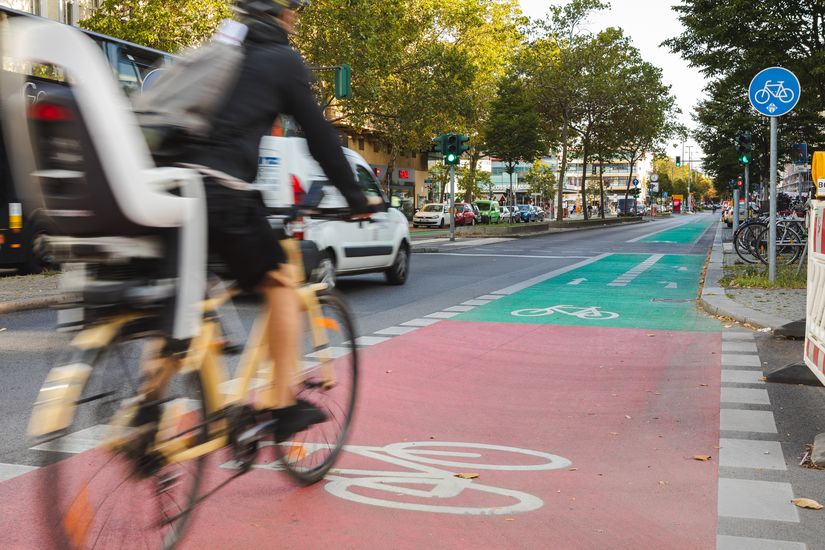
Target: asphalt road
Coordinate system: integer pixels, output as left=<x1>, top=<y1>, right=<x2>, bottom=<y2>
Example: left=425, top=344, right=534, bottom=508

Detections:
left=2, top=212, right=825, bottom=549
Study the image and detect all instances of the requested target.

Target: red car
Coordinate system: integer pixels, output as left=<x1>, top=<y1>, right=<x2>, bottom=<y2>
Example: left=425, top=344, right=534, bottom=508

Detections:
left=452, top=202, right=479, bottom=226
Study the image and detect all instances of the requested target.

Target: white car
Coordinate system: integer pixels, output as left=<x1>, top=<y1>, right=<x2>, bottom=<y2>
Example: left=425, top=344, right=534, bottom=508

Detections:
left=501, top=205, right=517, bottom=222
left=412, top=203, right=448, bottom=228
left=252, top=136, right=411, bottom=286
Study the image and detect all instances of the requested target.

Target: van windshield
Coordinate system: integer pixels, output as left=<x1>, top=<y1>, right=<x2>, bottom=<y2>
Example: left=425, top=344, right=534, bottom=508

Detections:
left=422, top=204, right=443, bottom=212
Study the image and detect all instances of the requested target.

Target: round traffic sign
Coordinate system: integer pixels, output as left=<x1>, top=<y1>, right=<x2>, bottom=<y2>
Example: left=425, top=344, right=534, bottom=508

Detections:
left=650, top=174, right=659, bottom=183
left=748, top=67, right=800, bottom=117
left=632, top=178, right=639, bottom=187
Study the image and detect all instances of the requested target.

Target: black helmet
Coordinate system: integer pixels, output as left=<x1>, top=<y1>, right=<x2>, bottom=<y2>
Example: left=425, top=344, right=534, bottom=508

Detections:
left=236, top=0, right=309, bottom=17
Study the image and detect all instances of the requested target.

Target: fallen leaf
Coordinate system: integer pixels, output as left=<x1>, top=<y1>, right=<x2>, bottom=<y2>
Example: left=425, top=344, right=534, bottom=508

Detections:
left=625, top=415, right=632, bottom=419
left=693, top=455, right=712, bottom=461
left=609, top=432, right=620, bottom=436
left=647, top=334, right=655, bottom=337
left=568, top=468, right=577, bottom=471
left=792, top=498, right=823, bottom=510
left=454, top=473, right=479, bottom=479
left=385, top=370, right=392, bottom=373
left=658, top=480, right=668, bottom=486
left=504, top=518, right=515, bottom=522
left=699, top=384, right=708, bottom=387
left=0, top=328, right=6, bottom=332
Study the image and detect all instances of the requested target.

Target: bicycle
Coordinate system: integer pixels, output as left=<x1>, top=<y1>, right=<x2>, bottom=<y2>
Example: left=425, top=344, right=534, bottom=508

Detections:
left=28, top=207, right=361, bottom=550
left=754, top=80, right=795, bottom=105
left=511, top=305, right=619, bottom=320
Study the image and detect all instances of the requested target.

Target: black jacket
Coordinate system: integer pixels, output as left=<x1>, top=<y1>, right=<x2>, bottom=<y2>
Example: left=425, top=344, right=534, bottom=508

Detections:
left=186, top=19, right=367, bottom=211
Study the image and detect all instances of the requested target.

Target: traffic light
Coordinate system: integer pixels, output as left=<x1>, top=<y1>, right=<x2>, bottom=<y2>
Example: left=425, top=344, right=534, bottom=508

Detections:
left=432, top=134, right=447, bottom=155
left=334, top=64, right=352, bottom=100
left=735, top=130, right=752, bottom=165
left=445, top=133, right=459, bottom=165
left=675, top=156, right=681, bottom=167
left=736, top=176, right=743, bottom=189
left=457, top=134, right=470, bottom=155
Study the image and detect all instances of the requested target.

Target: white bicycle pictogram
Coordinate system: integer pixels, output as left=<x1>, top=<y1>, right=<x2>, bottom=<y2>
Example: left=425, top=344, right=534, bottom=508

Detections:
left=511, top=305, right=619, bottom=320
left=222, top=441, right=572, bottom=515
left=754, top=80, right=795, bottom=105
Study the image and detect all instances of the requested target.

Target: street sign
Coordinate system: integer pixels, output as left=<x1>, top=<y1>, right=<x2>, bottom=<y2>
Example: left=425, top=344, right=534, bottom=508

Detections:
left=748, top=67, right=801, bottom=117
left=649, top=182, right=659, bottom=193
left=662, top=192, right=668, bottom=198
left=632, top=178, right=639, bottom=187
left=650, top=174, right=659, bottom=183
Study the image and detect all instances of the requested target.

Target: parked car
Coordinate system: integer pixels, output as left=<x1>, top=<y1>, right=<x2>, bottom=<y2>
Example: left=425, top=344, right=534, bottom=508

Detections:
left=532, top=205, right=545, bottom=221
left=453, top=202, right=478, bottom=226
left=500, top=205, right=515, bottom=223
left=412, top=203, right=449, bottom=228
left=517, top=204, right=536, bottom=222
left=253, top=136, right=411, bottom=287
left=475, top=200, right=501, bottom=224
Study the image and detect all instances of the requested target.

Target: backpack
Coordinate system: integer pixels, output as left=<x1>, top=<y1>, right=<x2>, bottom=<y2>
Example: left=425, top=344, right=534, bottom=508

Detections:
left=133, top=19, right=249, bottom=161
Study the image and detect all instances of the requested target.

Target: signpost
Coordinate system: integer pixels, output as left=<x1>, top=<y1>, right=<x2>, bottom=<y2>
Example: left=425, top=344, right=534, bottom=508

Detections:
left=749, top=67, right=801, bottom=282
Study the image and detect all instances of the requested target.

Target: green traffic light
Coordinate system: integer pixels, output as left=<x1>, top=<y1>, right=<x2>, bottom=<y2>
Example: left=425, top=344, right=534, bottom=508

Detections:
left=739, top=155, right=750, bottom=164
left=446, top=153, right=457, bottom=163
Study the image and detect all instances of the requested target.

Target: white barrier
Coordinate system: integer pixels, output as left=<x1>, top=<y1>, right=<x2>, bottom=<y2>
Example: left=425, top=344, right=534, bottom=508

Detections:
left=804, top=152, right=825, bottom=384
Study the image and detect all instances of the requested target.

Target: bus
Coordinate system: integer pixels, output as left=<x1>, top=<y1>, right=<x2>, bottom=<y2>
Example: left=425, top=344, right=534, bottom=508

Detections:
left=0, top=5, right=172, bottom=272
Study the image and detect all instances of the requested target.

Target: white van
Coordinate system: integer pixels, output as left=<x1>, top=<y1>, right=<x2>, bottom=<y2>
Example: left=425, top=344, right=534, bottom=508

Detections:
left=251, top=136, right=411, bottom=286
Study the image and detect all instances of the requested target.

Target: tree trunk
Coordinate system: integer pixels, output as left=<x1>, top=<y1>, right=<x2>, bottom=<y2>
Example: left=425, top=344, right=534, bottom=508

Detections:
left=383, top=147, right=398, bottom=198
left=464, top=151, right=480, bottom=203
left=556, top=117, right=569, bottom=221
left=508, top=168, right=515, bottom=223
left=623, top=159, right=636, bottom=215
left=580, top=142, right=589, bottom=221
left=598, top=158, right=606, bottom=219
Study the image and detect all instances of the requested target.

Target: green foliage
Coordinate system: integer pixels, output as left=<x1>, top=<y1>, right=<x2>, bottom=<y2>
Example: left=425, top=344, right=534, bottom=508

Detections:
left=666, top=0, right=825, bottom=189
left=80, top=0, right=230, bottom=53
left=483, top=76, right=545, bottom=174
left=721, top=264, right=807, bottom=290
left=524, top=160, right=557, bottom=203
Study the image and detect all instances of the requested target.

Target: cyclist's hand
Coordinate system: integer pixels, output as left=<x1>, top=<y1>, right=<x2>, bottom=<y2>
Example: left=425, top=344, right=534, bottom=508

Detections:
left=351, top=196, right=386, bottom=219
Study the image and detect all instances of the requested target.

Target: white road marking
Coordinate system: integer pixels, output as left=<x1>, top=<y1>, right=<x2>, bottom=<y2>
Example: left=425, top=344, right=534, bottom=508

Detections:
left=477, top=295, right=504, bottom=300
left=568, top=278, right=587, bottom=285
left=625, top=218, right=695, bottom=243
left=443, top=305, right=474, bottom=312
left=0, top=463, right=38, bottom=482
left=718, top=478, right=799, bottom=522
left=401, top=318, right=441, bottom=327
left=659, top=281, right=678, bottom=289
left=607, top=254, right=663, bottom=287
left=425, top=311, right=461, bottom=319
left=461, top=300, right=491, bottom=306
left=374, top=326, right=419, bottom=336
left=32, top=424, right=111, bottom=454
left=493, top=254, right=612, bottom=295
left=355, top=336, right=393, bottom=346
left=416, top=252, right=593, bottom=260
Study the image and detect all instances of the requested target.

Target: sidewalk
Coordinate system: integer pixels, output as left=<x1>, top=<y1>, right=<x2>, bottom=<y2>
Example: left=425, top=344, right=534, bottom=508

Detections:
left=700, top=222, right=806, bottom=332
left=0, top=271, right=65, bottom=315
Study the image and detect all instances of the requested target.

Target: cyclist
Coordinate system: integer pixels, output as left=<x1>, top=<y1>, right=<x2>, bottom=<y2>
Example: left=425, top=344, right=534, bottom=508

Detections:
left=174, top=0, right=376, bottom=439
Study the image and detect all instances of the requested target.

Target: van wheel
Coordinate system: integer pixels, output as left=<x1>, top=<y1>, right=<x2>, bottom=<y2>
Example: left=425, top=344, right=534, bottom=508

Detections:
left=385, top=245, right=409, bottom=285
left=439, top=219, right=445, bottom=229
left=316, top=251, right=337, bottom=288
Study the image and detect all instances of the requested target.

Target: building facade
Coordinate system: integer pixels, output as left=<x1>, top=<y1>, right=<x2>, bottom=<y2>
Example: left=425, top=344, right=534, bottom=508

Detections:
left=2, top=0, right=99, bottom=25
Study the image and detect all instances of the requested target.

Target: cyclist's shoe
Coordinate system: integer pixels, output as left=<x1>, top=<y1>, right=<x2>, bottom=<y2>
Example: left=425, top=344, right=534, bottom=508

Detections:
left=272, top=399, right=326, bottom=442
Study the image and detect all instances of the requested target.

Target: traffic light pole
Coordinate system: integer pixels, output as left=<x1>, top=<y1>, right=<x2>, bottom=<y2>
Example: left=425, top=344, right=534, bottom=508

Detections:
left=449, top=165, right=456, bottom=242
left=744, top=165, right=750, bottom=219
left=769, top=116, right=778, bottom=283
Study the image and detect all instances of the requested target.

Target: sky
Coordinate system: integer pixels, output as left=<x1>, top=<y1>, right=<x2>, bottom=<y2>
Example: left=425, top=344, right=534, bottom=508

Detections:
left=518, top=0, right=706, bottom=163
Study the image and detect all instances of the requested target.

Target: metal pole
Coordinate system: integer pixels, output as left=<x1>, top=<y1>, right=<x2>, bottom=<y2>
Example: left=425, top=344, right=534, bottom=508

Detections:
left=449, top=165, right=456, bottom=242
left=744, top=164, right=750, bottom=219
left=732, top=189, right=740, bottom=232
left=686, top=145, right=693, bottom=213
left=769, top=116, right=778, bottom=282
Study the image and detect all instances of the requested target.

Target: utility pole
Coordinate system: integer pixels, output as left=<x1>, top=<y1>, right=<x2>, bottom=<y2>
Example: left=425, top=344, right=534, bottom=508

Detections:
left=686, top=145, right=693, bottom=213
left=449, top=164, right=456, bottom=242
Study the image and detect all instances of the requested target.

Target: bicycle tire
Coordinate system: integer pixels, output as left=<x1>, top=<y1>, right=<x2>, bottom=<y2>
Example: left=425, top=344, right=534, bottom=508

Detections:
left=40, top=331, right=207, bottom=550
left=754, top=224, right=803, bottom=265
left=274, top=290, right=358, bottom=485
left=734, top=221, right=764, bottom=264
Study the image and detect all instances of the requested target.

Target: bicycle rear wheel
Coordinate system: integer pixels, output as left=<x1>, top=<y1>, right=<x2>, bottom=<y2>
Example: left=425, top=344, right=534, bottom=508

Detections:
left=754, top=225, right=803, bottom=265
left=274, top=290, right=358, bottom=485
left=734, top=222, right=763, bottom=264
left=39, top=333, right=207, bottom=550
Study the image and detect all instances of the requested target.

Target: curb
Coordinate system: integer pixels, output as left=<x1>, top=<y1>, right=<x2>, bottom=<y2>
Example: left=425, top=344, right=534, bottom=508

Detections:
left=411, top=218, right=647, bottom=253
left=699, top=223, right=793, bottom=331
left=0, top=294, right=67, bottom=315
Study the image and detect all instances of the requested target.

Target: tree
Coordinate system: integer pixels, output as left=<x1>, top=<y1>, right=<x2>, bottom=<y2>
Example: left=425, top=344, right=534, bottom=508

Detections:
left=524, top=160, right=557, bottom=207
left=520, top=0, right=609, bottom=221
left=484, top=77, right=545, bottom=220
left=665, top=0, right=825, bottom=188
left=81, top=0, right=230, bottom=53
left=296, top=0, right=477, bottom=193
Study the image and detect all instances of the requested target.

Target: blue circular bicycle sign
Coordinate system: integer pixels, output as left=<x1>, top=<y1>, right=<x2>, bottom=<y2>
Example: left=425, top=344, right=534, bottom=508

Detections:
left=749, top=67, right=800, bottom=117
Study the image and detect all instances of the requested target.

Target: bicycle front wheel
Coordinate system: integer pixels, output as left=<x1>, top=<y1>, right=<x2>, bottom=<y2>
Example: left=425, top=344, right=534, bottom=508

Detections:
left=39, top=333, right=207, bottom=550
left=275, top=290, right=358, bottom=485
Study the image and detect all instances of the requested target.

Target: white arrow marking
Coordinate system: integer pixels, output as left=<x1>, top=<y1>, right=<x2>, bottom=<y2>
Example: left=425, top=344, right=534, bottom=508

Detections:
left=676, top=266, right=688, bottom=272
left=568, top=278, right=587, bottom=285
left=659, top=281, right=678, bottom=289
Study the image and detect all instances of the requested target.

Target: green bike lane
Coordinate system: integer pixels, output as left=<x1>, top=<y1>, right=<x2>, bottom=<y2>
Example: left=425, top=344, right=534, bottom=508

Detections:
left=0, top=251, right=723, bottom=549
